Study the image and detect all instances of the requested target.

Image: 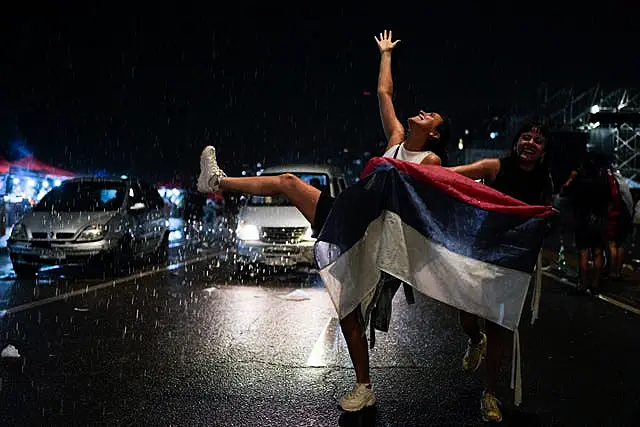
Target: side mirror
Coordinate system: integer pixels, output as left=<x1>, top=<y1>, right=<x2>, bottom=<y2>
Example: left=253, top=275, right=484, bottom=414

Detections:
left=129, top=202, right=146, bottom=211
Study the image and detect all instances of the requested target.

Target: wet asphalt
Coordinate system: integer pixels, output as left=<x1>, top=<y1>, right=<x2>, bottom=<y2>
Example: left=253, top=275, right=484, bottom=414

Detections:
left=0, top=248, right=639, bottom=426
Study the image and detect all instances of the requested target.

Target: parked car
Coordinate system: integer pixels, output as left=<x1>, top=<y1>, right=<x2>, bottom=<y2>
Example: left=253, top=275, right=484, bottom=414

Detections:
left=234, top=164, right=347, bottom=269
left=8, top=177, right=169, bottom=278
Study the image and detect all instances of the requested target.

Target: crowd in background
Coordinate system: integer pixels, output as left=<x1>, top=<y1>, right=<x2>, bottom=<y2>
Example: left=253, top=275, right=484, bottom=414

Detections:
left=560, top=152, right=635, bottom=294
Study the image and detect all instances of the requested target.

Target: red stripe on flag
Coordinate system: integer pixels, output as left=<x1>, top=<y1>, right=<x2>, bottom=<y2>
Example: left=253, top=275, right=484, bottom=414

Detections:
left=362, top=157, right=554, bottom=218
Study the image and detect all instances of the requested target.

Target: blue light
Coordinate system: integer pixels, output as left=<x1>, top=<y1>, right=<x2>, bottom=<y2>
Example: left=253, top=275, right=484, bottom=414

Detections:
left=490, top=132, right=498, bottom=139
left=120, top=175, right=128, bottom=179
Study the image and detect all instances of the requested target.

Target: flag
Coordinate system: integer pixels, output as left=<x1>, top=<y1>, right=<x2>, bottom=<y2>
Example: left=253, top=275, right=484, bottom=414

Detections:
left=314, top=157, right=554, bottom=331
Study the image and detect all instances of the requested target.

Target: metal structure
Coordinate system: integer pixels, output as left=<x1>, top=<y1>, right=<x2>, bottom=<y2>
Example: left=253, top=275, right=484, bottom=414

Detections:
left=614, top=122, right=640, bottom=179
left=540, top=85, right=640, bottom=179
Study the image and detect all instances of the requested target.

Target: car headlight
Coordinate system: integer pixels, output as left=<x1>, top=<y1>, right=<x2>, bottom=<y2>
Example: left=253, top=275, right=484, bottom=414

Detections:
left=10, top=224, right=28, bottom=241
left=76, top=224, right=108, bottom=242
left=302, top=226, right=315, bottom=241
left=236, top=223, right=259, bottom=241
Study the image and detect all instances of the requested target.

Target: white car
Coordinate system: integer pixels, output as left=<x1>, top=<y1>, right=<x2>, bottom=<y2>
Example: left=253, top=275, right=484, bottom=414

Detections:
left=8, top=177, right=169, bottom=278
left=235, top=164, right=347, bottom=268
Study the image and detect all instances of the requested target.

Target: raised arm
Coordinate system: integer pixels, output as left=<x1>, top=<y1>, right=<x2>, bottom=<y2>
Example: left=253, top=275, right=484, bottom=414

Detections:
left=375, top=30, right=405, bottom=150
left=448, top=158, right=501, bottom=181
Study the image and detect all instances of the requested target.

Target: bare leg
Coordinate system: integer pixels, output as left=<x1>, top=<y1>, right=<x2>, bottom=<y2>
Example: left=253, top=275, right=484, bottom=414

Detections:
left=484, top=320, right=507, bottom=393
left=592, top=248, right=603, bottom=292
left=607, top=241, right=619, bottom=278
left=339, top=307, right=370, bottom=383
left=459, top=310, right=482, bottom=343
left=615, top=246, right=625, bottom=278
left=221, top=174, right=321, bottom=225
left=578, top=249, right=590, bottom=291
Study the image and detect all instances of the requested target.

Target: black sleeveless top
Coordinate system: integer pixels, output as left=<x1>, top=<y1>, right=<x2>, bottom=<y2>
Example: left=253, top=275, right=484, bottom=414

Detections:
left=488, top=156, right=553, bottom=205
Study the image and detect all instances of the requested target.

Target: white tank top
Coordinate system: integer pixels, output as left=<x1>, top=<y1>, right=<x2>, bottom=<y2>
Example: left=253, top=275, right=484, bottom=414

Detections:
left=382, top=143, right=433, bottom=164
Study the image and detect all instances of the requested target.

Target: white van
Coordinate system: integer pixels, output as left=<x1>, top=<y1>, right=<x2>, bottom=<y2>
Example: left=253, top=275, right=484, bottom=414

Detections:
left=234, top=164, right=347, bottom=268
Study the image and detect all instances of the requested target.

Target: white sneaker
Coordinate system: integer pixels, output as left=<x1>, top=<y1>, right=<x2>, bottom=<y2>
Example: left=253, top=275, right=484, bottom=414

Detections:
left=462, top=332, right=487, bottom=373
left=197, top=146, right=226, bottom=193
left=339, top=383, right=376, bottom=412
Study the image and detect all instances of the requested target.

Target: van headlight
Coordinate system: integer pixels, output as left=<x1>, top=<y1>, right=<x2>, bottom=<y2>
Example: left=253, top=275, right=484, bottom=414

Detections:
left=236, top=223, right=260, bottom=241
left=10, top=223, right=28, bottom=241
left=76, top=224, right=108, bottom=242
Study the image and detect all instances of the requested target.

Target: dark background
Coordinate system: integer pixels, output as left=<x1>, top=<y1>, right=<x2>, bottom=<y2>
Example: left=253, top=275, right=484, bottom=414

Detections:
left=2, top=9, right=639, bottom=182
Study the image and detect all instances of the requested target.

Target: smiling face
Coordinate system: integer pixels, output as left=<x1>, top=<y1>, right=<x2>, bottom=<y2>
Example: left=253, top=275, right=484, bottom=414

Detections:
left=408, top=111, right=444, bottom=137
left=516, top=127, right=546, bottom=162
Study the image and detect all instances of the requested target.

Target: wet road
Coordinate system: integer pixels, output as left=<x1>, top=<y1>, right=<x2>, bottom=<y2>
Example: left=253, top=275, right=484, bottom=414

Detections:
left=0, top=250, right=639, bottom=426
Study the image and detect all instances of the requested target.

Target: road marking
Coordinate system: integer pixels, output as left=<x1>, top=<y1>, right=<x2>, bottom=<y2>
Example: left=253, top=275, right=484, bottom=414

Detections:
left=597, top=294, right=640, bottom=316
left=543, top=271, right=640, bottom=316
left=0, top=253, right=220, bottom=317
left=306, top=317, right=339, bottom=367
left=542, top=270, right=572, bottom=284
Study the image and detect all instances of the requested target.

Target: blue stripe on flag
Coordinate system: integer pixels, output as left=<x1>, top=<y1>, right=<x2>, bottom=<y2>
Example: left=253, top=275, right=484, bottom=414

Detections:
left=316, top=162, right=546, bottom=273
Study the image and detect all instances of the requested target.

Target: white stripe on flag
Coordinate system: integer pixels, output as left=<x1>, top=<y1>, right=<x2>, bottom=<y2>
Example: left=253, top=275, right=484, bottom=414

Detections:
left=319, top=210, right=532, bottom=331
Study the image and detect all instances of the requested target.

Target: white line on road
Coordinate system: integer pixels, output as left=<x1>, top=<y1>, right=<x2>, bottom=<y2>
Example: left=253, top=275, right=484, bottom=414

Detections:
left=543, top=271, right=640, bottom=316
left=306, top=317, right=339, bottom=367
left=0, top=253, right=220, bottom=318
left=542, top=270, right=573, bottom=284
left=597, top=294, right=640, bottom=316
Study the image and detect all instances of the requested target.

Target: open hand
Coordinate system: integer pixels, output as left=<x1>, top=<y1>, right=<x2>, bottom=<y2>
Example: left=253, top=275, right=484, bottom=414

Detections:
left=374, top=30, right=400, bottom=53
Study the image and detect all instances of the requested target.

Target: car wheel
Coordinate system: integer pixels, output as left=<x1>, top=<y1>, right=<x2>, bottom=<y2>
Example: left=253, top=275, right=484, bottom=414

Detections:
left=13, top=265, right=39, bottom=280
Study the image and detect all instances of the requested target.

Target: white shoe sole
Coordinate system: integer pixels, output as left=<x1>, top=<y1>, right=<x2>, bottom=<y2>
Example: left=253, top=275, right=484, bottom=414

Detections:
left=197, top=146, right=216, bottom=193
left=339, top=395, right=376, bottom=412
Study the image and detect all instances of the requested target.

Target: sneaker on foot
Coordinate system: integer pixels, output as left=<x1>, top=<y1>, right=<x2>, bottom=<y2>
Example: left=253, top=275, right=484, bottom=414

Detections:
left=339, top=383, right=376, bottom=412
left=197, top=146, right=226, bottom=193
left=480, top=391, right=503, bottom=423
left=462, top=332, right=487, bottom=372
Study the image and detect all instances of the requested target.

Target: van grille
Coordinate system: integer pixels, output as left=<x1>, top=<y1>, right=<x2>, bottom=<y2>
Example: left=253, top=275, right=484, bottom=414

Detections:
left=260, top=227, right=307, bottom=244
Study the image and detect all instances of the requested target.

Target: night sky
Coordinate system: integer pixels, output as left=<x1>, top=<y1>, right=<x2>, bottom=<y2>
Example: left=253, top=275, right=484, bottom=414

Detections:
left=2, top=10, right=638, bottom=184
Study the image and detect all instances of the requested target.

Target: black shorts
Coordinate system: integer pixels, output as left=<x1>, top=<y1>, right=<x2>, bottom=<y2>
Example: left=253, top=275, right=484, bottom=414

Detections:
left=312, top=190, right=335, bottom=238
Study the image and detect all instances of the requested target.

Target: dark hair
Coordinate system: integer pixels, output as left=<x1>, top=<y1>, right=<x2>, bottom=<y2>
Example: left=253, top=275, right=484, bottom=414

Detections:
left=431, top=115, right=451, bottom=166
left=511, top=120, right=552, bottom=167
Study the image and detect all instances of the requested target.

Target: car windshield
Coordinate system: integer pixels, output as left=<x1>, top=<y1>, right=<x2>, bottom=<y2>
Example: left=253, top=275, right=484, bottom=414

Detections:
left=33, top=181, right=128, bottom=212
left=248, top=173, right=329, bottom=206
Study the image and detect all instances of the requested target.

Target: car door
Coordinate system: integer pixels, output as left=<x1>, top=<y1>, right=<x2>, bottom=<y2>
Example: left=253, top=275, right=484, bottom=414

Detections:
left=139, top=181, right=168, bottom=250
left=126, top=182, right=150, bottom=254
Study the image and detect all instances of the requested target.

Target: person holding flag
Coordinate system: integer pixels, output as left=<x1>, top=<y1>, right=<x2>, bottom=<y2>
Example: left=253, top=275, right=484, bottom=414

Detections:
left=196, top=37, right=554, bottom=423
left=448, top=121, right=553, bottom=422
left=196, top=121, right=554, bottom=423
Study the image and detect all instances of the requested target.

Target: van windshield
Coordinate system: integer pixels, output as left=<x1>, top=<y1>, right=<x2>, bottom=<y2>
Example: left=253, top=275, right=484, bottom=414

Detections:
left=248, top=173, right=329, bottom=206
